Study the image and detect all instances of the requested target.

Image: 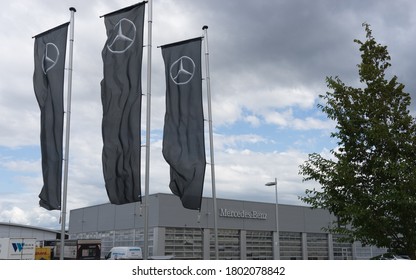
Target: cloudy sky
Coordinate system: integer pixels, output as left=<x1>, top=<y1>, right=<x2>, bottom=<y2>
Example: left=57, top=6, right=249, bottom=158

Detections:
left=1, top=0, right=415, bottom=229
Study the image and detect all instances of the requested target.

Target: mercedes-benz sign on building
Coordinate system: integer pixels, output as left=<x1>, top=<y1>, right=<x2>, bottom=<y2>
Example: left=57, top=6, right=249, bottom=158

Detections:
left=68, top=193, right=385, bottom=260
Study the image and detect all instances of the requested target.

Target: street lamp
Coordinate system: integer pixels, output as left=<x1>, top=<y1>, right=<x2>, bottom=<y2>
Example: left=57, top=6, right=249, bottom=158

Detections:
left=265, top=178, right=280, bottom=260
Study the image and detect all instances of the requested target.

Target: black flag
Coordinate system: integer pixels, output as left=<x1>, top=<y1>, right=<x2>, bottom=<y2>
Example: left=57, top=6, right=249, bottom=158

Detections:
left=33, top=22, right=69, bottom=210
left=101, top=3, right=145, bottom=204
left=161, top=38, right=206, bottom=210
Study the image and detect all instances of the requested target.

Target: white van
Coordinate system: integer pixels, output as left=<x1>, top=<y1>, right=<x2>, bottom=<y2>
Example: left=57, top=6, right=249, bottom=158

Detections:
left=105, top=247, right=143, bottom=260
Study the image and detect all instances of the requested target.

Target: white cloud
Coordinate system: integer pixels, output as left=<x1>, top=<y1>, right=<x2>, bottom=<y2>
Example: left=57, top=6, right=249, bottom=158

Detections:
left=0, top=108, right=39, bottom=148
left=0, top=158, right=40, bottom=173
left=215, top=133, right=269, bottom=150
left=244, top=115, right=261, bottom=127
left=292, top=117, right=335, bottom=131
left=0, top=206, right=30, bottom=225
left=264, top=108, right=334, bottom=131
left=264, top=109, right=293, bottom=127
left=0, top=201, right=60, bottom=229
left=212, top=148, right=317, bottom=205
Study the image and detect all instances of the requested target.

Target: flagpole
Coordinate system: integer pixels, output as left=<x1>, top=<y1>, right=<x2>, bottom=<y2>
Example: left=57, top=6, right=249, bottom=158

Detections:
left=202, top=25, right=219, bottom=260
left=60, top=7, right=76, bottom=260
left=143, top=0, right=153, bottom=260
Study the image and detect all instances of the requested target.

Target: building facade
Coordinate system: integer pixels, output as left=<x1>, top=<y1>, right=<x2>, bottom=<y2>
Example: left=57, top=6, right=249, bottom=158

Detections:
left=0, top=222, right=62, bottom=241
left=68, top=193, right=386, bottom=260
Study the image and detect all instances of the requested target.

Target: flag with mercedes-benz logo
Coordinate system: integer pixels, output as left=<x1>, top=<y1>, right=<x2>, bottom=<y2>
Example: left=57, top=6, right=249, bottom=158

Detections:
left=100, top=2, right=145, bottom=205
left=33, top=22, right=69, bottom=210
left=161, top=38, right=206, bottom=210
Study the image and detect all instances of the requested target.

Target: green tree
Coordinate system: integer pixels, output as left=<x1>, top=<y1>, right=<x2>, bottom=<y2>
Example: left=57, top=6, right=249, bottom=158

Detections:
left=299, top=23, right=416, bottom=259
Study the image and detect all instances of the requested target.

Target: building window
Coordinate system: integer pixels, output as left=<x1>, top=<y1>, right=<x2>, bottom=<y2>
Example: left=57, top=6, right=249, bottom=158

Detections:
left=353, top=241, right=387, bottom=260
left=246, top=231, right=273, bottom=260
left=210, top=229, right=240, bottom=260
left=307, top=233, right=328, bottom=260
left=333, top=235, right=353, bottom=260
left=98, top=231, right=115, bottom=258
left=280, top=231, right=302, bottom=260
left=114, top=229, right=134, bottom=247
left=165, top=227, right=203, bottom=260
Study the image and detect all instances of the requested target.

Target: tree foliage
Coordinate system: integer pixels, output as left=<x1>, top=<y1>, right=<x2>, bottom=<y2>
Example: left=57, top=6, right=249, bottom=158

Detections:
left=299, top=23, right=416, bottom=259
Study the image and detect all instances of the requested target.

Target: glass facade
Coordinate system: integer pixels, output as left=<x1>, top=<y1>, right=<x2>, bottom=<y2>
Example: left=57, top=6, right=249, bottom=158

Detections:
left=246, top=230, right=273, bottom=260
left=353, top=241, right=387, bottom=260
left=307, top=233, right=328, bottom=260
left=280, top=231, right=302, bottom=260
left=333, top=235, right=353, bottom=260
left=70, top=228, right=152, bottom=259
left=210, top=229, right=240, bottom=260
left=164, top=227, right=203, bottom=259
left=70, top=228, right=388, bottom=260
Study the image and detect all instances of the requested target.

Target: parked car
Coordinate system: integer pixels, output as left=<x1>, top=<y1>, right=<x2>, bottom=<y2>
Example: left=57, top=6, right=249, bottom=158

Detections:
left=371, top=253, right=410, bottom=260
left=105, top=247, right=142, bottom=260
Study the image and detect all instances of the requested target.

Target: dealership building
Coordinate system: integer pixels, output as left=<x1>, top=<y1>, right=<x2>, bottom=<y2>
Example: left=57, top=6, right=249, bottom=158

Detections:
left=68, top=193, right=386, bottom=260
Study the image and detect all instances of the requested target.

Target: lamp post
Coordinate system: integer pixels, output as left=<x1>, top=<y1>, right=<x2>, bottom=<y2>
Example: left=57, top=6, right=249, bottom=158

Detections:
left=265, top=178, right=280, bottom=260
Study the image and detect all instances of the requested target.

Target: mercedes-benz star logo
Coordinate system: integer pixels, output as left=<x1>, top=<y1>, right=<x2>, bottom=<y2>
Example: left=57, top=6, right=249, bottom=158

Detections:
left=170, top=56, right=196, bottom=85
left=107, top=18, right=136, bottom=54
left=42, top=43, right=60, bottom=74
